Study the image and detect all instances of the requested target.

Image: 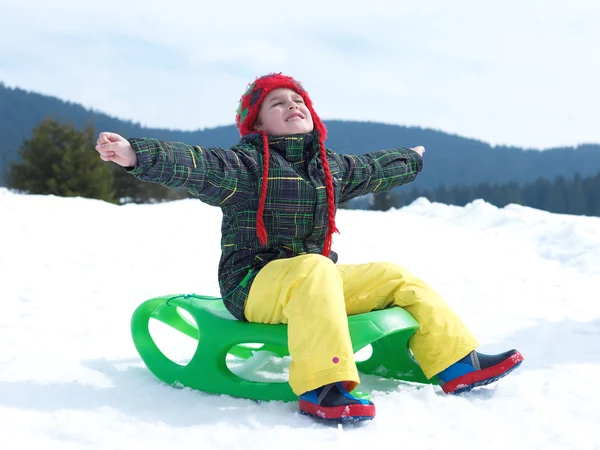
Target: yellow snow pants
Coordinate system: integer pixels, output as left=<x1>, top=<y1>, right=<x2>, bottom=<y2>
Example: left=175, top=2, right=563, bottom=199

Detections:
left=244, top=254, right=479, bottom=395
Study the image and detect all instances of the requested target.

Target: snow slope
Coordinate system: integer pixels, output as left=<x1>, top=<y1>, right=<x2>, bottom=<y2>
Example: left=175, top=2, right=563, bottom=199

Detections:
left=2, top=188, right=599, bottom=449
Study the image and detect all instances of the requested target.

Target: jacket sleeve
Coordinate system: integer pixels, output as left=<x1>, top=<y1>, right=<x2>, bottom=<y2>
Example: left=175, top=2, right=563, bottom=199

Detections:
left=333, top=148, right=423, bottom=204
left=127, top=138, right=259, bottom=207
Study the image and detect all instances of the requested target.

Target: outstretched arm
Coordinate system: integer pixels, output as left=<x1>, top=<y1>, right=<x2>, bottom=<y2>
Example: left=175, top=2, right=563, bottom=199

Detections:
left=334, top=146, right=424, bottom=204
left=95, top=132, right=259, bottom=207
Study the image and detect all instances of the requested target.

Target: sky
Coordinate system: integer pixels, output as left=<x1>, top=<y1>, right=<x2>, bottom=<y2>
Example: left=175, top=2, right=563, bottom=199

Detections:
left=0, top=0, right=599, bottom=150
left=2, top=188, right=600, bottom=449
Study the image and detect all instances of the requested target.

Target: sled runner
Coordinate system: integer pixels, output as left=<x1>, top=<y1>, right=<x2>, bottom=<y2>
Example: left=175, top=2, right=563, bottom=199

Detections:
left=131, top=294, right=436, bottom=401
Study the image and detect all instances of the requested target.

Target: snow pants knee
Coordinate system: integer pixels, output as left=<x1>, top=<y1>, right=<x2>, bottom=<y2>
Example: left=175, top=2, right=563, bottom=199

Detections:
left=244, top=254, right=479, bottom=395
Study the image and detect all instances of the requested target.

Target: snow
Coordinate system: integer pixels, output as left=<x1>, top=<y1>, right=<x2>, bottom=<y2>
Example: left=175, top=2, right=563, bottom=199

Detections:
left=1, top=188, right=599, bottom=449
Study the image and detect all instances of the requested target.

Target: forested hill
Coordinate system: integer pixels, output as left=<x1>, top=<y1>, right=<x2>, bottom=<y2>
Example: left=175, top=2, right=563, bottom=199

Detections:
left=2, top=82, right=600, bottom=188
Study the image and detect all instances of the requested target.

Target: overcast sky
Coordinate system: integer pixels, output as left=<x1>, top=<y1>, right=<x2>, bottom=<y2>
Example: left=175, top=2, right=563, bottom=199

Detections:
left=0, top=0, right=598, bottom=149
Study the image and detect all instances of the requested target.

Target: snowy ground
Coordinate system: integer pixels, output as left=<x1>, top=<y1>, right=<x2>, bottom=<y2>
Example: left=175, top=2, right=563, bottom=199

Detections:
left=2, top=188, right=599, bottom=449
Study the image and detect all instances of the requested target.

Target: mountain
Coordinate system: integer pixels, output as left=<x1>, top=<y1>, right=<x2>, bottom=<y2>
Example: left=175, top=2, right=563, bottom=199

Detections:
left=2, top=82, right=600, bottom=188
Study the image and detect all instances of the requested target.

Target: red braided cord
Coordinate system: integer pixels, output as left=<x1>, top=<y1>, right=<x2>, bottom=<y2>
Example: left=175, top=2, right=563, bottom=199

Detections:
left=256, top=131, right=270, bottom=245
left=317, top=129, right=339, bottom=256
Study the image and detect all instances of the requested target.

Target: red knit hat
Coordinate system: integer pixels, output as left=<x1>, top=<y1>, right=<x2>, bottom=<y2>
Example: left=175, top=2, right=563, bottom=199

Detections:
left=235, top=73, right=339, bottom=256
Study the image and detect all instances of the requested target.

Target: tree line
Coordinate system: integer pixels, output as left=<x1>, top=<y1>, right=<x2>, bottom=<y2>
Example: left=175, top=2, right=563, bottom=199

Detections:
left=5, top=118, right=600, bottom=217
left=370, top=172, right=600, bottom=216
left=5, top=119, right=188, bottom=204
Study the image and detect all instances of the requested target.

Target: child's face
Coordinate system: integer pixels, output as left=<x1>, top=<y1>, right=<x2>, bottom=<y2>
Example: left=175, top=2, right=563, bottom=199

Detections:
left=254, top=88, right=314, bottom=136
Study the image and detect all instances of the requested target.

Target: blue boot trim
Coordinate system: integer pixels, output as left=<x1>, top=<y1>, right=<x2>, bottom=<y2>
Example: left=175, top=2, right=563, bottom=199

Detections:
left=437, top=354, right=475, bottom=384
left=299, top=389, right=319, bottom=403
left=334, top=382, right=372, bottom=405
left=299, top=382, right=371, bottom=406
left=299, top=382, right=376, bottom=423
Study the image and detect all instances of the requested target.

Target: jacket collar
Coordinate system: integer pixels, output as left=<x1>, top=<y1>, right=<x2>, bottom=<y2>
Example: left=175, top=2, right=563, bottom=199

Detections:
left=239, top=132, right=320, bottom=163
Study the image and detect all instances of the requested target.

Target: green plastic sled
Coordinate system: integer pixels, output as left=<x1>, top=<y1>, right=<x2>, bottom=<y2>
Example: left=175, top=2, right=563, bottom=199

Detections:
left=131, top=294, right=435, bottom=402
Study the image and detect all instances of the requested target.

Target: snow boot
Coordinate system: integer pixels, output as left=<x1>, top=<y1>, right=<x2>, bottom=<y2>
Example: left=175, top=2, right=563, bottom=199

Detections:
left=437, top=349, right=524, bottom=394
left=299, top=382, right=375, bottom=423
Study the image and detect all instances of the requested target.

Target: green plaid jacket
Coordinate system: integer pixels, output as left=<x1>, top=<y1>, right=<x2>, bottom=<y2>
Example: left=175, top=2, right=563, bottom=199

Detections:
left=128, top=132, right=423, bottom=320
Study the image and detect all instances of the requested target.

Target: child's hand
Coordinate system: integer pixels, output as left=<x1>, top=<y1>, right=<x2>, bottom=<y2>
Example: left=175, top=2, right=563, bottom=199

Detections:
left=410, top=146, right=425, bottom=157
left=95, top=132, right=138, bottom=168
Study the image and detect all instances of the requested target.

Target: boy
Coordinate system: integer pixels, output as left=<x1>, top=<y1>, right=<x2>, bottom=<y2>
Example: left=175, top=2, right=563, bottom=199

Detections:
left=96, top=73, right=523, bottom=423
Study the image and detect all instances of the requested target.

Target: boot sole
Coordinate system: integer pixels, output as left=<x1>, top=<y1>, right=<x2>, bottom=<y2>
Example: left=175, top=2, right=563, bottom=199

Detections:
left=299, top=400, right=375, bottom=422
left=442, top=350, right=524, bottom=394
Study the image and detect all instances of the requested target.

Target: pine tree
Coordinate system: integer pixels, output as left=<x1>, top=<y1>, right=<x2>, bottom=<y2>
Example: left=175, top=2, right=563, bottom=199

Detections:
left=543, top=176, right=568, bottom=213
left=503, top=182, right=524, bottom=206
left=583, top=171, right=600, bottom=215
left=566, top=174, right=588, bottom=215
left=434, top=184, right=451, bottom=204
left=371, top=191, right=396, bottom=211
left=5, top=118, right=117, bottom=203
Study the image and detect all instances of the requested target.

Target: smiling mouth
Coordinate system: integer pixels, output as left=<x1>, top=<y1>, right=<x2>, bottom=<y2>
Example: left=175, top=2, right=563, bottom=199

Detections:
left=286, top=115, right=304, bottom=122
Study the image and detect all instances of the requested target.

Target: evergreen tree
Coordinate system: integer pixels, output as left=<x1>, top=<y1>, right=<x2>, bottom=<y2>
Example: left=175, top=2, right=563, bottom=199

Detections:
left=526, top=178, right=551, bottom=210
left=371, top=170, right=599, bottom=216
left=503, top=182, right=525, bottom=206
left=583, top=172, right=600, bottom=215
left=566, top=174, right=587, bottom=215
left=543, top=176, right=567, bottom=213
left=434, top=184, right=451, bottom=204
left=371, top=191, right=396, bottom=211
left=5, top=118, right=117, bottom=203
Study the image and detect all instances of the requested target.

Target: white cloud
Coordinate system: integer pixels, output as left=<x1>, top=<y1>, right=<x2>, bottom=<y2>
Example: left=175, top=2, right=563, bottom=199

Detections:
left=0, top=0, right=599, bottom=148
